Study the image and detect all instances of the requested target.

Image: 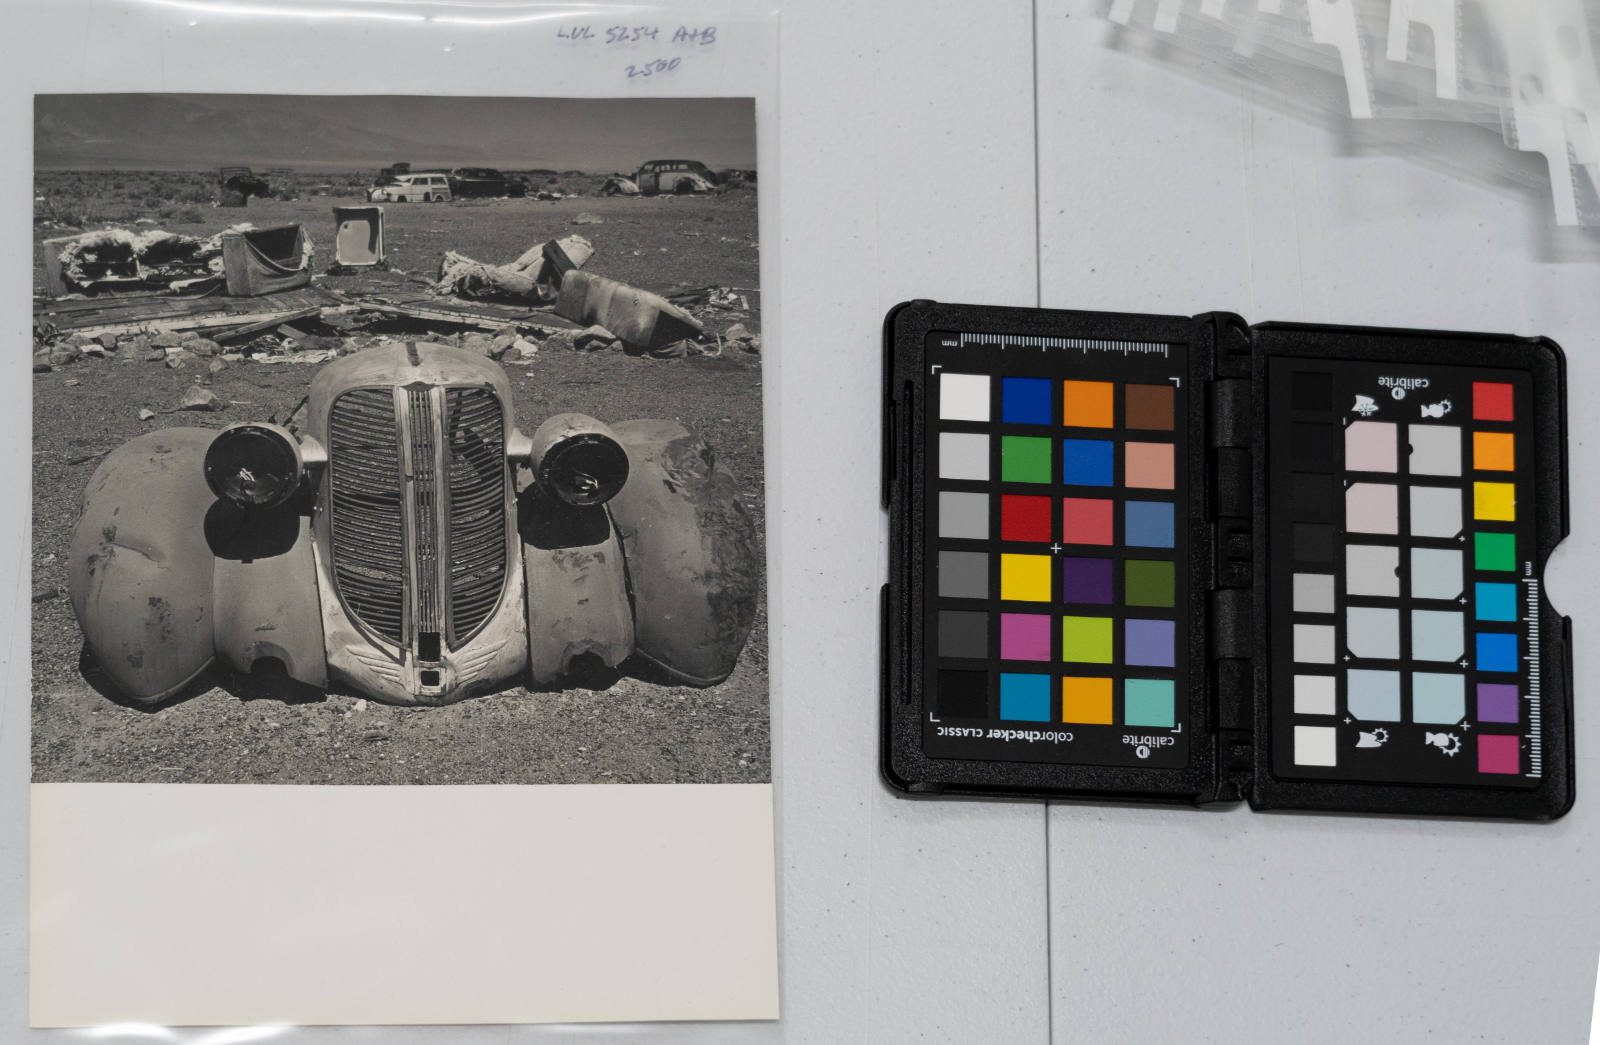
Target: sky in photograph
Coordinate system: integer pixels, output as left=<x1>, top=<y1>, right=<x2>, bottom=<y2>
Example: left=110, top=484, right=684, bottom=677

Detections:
left=35, top=94, right=756, bottom=172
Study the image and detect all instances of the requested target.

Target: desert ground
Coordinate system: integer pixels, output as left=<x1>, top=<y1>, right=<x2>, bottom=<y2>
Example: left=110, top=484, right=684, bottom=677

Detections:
left=30, top=171, right=769, bottom=785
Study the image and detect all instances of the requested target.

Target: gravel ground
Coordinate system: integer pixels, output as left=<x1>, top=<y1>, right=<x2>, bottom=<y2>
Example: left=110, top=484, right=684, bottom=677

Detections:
left=31, top=188, right=768, bottom=785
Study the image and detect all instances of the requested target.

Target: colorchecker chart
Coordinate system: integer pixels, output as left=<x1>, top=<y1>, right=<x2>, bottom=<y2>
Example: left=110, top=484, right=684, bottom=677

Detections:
left=923, top=330, right=1190, bottom=770
left=1266, top=358, right=1542, bottom=789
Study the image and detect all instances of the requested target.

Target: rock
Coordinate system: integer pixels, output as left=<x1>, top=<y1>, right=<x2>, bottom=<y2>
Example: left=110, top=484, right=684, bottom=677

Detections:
left=33, top=350, right=52, bottom=373
left=740, top=335, right=761, bottom=353
left=500, top=345, right=523, bottom=362
left=144, top=348, right=166, bottom=363
left=176, top=386, right=225, bottom=412
left=489, top=331, right=518, bottom=358
left=542, top=331, right=575, bottom=352
left=128, top=336, right=150, bottom=356
left=462, top=333, right=496, bottom=357
left=208, top=358, right=227, bottom=375
left=165, top=354, right=187, bottom=369
left=178, top=330, right=202, bottom=343
left=724, top=322, right=754, bottom=343
left=138, top=408, right=155, bottom=421
left=64, top=378, right=80, bottom=387
left=96, top=332, right=118, bottom=350
left=572, top=212, right=604, bottom=225
left=573, top=325, right=619, bottom=351
left=66, top=334, right=94, bottom=347
left=650, top=339, right=690, bottom=359
left=150, top=332, right=185, bottom=348
left=80, top=344, right=107, bottom=358
left=48, top=344, right=82, bottom=366
left=186, top=338, right=220, bottom=358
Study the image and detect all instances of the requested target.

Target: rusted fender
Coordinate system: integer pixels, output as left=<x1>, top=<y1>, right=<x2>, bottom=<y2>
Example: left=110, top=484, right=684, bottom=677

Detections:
left=68, top=429, right=217, bottom=704
left=607, top=420, right=760, bottom=685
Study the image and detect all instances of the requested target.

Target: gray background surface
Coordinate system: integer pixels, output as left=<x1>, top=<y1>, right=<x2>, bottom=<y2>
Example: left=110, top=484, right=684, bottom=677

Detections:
left=5, top=0, right=1600, bottom=1041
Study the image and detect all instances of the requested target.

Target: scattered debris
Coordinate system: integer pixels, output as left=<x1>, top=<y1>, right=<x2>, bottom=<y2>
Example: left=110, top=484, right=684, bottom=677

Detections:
left=433, top=234, right=592, bottom=305
left=573, top=325, right=621, bottom=351
left=138, top=408, right=155, bottom=421
left=175, top=386, right=225, bottom=412
left=557, top=270, right=705, bottom=353
left=221, top=225, right=314, bottom=297
left=572, top=212, right=605, bottom=225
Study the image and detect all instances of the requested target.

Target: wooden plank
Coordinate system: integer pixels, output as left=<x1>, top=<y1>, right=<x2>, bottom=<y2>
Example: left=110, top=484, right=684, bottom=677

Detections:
left=211, top=307, right=325, bottom=344
left=37, top=286, right=341, bottom=334
left=352, top=297, right=581, bottom=334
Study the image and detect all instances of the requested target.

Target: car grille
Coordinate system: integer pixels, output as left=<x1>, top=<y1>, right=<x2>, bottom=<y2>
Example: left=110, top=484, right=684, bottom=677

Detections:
left=327, top=388, right=406, bottom=644
left=444, top=388, right=508, bottom=644
left=327, top=385, right=510, bottom=650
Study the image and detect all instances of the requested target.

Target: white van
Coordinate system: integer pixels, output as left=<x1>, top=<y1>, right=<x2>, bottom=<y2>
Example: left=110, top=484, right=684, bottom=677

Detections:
left=374, top=173, right=452, bottom=203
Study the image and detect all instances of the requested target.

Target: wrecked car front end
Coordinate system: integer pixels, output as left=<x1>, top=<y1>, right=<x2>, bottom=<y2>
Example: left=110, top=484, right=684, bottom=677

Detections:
left=68, top=341, right=760, bottom=707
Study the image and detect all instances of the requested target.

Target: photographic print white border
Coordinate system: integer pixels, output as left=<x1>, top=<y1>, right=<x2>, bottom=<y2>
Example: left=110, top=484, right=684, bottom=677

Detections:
left=9, top=0, right=781, bottom=1028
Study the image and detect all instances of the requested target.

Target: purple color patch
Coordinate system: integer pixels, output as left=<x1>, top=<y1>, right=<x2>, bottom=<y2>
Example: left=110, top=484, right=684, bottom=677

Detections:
left=1125, top=618, right=1175, bottom=668
left=1062, top=557, right=1114, bottom=604
left=1477, top=683, right=1520, bottom=724
left=1000, top=613, right=1052, bottom=661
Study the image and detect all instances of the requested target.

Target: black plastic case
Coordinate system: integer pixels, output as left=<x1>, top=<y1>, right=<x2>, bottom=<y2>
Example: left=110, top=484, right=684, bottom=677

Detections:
left=882, top=300, right=1572, bottom=819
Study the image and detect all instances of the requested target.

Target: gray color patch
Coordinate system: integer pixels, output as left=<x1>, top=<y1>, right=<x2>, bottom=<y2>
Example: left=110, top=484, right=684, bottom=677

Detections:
left=1293, top=573, right=1335, bottom=614
left=1347, top=668, right=1401, bottom=721
left=1347, top=606, right=1400, bottom=659
left=939, top=491, right=989, bottom=540
left=1410, top=547, right=1463, bottom=600
left=939, top=432, right=989, bottom=481
left=938, top=550, right=989, bottom=599
left=1410, top=485, right=1463, bottom=538
left=1411, top=609, right=1464, bottom=662
left=938, top=610, right=988, bottom=659
left=1346, top=544, right=1400, bottom=597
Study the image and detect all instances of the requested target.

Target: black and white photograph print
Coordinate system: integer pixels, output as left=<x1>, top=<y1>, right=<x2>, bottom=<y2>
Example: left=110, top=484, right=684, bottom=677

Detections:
left=30, top=94, right=768, bottom=786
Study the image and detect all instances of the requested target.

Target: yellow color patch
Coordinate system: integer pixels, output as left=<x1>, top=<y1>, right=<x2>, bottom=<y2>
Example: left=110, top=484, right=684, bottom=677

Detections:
left=1062, top=380, right=1114, bottom=428
left=1473, top=431, right=1515, bottom=471
left=1000, top=553, right=1052, bottom=601
left=1473, top=481, right=1516, bottom=521
left=1061, top=676, right=1113, bottom=724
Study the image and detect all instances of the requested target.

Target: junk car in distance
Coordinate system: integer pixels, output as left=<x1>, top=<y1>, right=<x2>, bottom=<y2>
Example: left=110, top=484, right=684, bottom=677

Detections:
left=634, top=160, right=719, bottom=195
left=447, top=167, right=527, bottom=198
left=68, top=341, right=760, bottom=707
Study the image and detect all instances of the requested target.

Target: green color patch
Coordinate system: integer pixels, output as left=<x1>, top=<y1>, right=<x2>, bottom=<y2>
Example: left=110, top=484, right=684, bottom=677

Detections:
left=1001, top=436, right=1053, bottom=484
left=1474, top=531, right=1517, bottom=572
left=1124, top=559, right=1175, bottom=607
left=1124, top=679, right=1175, bottom=728
left=1061, top=615, right=1113, bottom=664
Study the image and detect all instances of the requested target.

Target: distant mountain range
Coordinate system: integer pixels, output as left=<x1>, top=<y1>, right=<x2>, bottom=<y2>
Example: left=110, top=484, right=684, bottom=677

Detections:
left=35, top=94, right=757, bottom=172
left=36, top=95, right=464, bottom=169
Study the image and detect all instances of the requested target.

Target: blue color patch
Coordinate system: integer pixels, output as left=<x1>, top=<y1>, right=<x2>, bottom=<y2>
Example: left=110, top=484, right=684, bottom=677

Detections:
left=1476, top=632, right=1518, bottom=672
left=999, top=673, right=1052, bottom=722
left=1062, top=439, right=1114, bottom=486
left=1125, top=500, right=1175, bottom=548
left=1002, top=377, right=1053, bottom=424
left=1475, top=582, right=1518, bottom=622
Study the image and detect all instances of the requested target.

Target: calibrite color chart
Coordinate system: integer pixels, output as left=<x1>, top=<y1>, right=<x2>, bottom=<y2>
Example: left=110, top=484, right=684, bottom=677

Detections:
left=1267, top=359, right=1540, bottom=788
left=923, top=332, right=1189, bottom=769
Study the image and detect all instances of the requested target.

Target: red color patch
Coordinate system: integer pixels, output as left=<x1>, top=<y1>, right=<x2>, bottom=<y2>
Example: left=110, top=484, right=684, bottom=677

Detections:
left=1001, top=495, right=1052, bottom=542
left=1473, top=382, right=1514, bottom=422
left=1062, top=497, right=1115, bottom=546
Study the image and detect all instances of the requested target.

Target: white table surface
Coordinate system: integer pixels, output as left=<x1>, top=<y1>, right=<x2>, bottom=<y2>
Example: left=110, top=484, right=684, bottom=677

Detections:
left=5, top=0, right=1599, bottom=1041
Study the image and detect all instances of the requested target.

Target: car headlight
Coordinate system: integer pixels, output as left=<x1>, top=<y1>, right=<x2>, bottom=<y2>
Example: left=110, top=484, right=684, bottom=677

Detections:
left=203, top=422, right=306, bottom=508
left=526, top=413, right=630, bottom=507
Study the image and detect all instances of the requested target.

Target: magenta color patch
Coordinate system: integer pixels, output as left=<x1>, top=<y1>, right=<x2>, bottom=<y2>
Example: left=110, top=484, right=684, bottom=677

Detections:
left=1476, top=683, right=1520, bottom=724
left=1478, top=734, right=1520, bottom=775
left=1000, top=613, right=1051, bottom=662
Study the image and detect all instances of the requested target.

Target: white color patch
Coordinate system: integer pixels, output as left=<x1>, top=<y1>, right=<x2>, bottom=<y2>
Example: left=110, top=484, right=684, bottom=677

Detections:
left=1293, top=725, right=1339, bottom=766
left=940, top=372, right=991, bottom=422
left=1294, top=674, right=1337, bottom=715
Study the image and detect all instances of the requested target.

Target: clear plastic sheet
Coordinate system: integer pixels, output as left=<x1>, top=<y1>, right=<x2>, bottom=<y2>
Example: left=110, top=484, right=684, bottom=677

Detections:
left=9, top=0, right=780, bottom=1039
left=1104, top=0, right=1600, bottom=225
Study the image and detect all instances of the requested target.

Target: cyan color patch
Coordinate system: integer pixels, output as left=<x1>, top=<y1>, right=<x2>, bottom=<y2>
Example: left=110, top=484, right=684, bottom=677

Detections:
left=999, top=673, right=1051, bottom=721
left=1475, top=582, right=1518, bottom=622
left=1123, top=679, right=1175, bottom=728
